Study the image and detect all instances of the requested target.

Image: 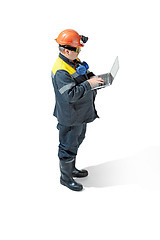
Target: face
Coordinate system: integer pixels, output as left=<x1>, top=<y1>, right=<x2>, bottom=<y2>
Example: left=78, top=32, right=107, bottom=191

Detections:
left=64, top=47, right=81, bottom=61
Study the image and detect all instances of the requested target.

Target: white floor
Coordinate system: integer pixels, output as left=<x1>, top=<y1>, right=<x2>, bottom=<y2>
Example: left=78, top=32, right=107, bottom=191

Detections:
left=2, top=131, right=160, bottom=240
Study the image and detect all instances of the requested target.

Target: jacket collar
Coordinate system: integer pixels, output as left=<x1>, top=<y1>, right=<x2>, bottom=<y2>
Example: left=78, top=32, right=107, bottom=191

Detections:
left=59, top=53, right=76, bottom=68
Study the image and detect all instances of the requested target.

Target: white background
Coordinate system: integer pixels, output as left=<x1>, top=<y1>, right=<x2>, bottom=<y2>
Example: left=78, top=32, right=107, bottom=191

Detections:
left=0, top=0, right=160, bottom=239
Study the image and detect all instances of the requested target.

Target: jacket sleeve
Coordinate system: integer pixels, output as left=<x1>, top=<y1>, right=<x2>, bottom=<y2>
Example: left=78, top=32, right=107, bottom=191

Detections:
left=54, top=70, right=91, bottom=103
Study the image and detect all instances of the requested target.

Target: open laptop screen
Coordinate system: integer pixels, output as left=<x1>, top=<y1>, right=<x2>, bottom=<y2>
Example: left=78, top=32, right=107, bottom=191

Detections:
left=110, top=56, right=119, bottom=78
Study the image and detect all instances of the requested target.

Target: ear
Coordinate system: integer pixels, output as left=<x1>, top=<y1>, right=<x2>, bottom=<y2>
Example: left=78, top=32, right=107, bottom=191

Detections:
left=65, top=49, right=70, bottom=56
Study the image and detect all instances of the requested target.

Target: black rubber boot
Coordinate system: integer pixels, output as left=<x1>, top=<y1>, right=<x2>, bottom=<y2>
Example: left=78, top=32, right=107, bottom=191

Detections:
left=60, top=160, right=83, bottom=191
left=72, top=159, right=88, bottom=178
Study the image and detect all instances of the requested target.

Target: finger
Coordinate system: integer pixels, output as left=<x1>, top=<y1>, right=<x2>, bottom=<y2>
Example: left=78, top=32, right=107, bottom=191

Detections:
left=97, top=78, right=105, bottom=82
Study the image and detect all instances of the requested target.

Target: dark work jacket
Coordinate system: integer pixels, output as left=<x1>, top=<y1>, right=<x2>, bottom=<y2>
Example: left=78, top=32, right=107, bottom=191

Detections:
left=51, top=53, right=99, bottom=126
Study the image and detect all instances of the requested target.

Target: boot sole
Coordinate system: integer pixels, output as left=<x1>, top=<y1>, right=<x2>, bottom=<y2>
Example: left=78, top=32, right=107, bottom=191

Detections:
left=60, top=178, right=83, bottom=191
left=72, top=173, right=88, bottom=178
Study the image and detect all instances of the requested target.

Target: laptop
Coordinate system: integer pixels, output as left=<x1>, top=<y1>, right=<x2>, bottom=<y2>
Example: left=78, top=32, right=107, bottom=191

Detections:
left=92, top=56, right=119, bottom=90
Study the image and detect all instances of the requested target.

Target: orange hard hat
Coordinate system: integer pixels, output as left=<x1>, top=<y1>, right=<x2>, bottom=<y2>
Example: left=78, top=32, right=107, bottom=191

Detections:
left=55, top=29, right=84, bottom=47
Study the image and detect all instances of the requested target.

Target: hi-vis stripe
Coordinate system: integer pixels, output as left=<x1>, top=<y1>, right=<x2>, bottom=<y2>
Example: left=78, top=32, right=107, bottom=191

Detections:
left=71, top=72, right=79, bottom=78
left=59, top=83, right=75, bottom=94
left=51, top=71, right=54, bottom=78
left=52, top=56, right=81, bottom=94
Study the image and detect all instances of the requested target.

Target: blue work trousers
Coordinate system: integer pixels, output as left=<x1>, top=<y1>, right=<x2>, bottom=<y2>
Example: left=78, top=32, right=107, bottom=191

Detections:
left=57, top=123, right=87, bottom=162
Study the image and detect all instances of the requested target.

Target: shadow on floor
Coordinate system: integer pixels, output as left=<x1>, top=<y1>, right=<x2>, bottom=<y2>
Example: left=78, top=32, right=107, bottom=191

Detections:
left=76, top=146, right=160, bottom=188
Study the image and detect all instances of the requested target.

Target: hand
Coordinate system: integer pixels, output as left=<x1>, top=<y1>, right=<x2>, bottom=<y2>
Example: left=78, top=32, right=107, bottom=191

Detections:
left=87, top=77, right=105, bottom=86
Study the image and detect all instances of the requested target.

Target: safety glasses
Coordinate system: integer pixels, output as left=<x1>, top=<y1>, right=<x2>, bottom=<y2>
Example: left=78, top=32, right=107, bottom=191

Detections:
left=75, top=47, right=81, bottom=54
left=59, top=44, right=81, bottom=54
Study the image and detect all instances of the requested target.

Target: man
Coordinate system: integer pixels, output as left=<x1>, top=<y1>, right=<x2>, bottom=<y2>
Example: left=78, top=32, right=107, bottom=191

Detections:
left=51, top=29, right=104, bottom=191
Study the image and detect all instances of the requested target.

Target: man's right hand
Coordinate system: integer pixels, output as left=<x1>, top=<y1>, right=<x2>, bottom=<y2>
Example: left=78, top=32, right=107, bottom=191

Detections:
left=87, top=77, right=105, bottom=86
